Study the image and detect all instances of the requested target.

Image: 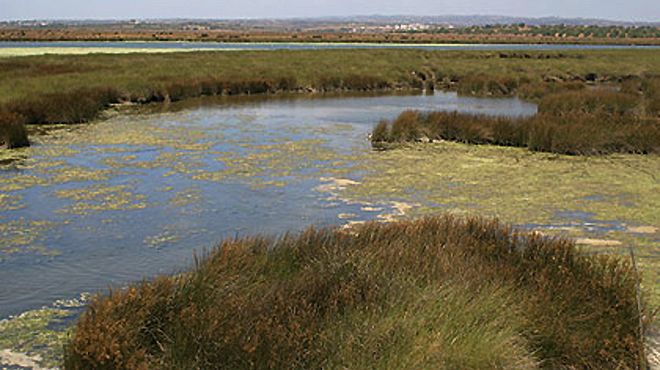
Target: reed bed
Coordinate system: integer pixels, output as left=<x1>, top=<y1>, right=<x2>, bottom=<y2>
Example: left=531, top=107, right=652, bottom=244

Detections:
left=63, top=215, right=646, bottom=369
left=0, top=109, right=29, bottom=149
left=373, top=89, right=660, bottom=155
left=0, top=49, right=657, bottom=148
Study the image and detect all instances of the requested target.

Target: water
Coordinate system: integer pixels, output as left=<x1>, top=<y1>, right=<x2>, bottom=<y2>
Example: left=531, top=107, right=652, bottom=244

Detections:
left=0, top=92, right=537, bottom=319
left=1, top=40, right=658, bottom=52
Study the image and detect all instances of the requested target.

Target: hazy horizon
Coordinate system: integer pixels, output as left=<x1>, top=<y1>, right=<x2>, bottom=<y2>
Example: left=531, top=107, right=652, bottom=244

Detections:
left=1, top=0, right=659, bottom=23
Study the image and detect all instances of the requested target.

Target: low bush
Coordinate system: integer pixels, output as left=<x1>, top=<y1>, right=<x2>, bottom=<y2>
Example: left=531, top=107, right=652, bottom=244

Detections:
left=64, top=215, right=646, bottom=369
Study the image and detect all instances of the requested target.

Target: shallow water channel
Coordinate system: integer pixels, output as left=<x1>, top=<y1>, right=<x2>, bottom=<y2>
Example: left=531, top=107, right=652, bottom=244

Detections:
left=0, top=92, right=536, bottom=318
left=1, top=91, right=658, bottom=368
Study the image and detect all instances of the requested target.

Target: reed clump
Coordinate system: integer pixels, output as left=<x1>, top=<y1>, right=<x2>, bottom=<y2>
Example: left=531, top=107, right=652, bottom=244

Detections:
left=373, top=89, right=660, bottom=155
left=0, top=109, right=29, bottom=149
left=313, top=74, right=391, bottom=92
left=456, top=74, right=520, bottom=96
left=6, top=87, right=121, bottom=124
left=538, top=89, right=639, bottom=115
left=64, top=215, right=646, bottom=369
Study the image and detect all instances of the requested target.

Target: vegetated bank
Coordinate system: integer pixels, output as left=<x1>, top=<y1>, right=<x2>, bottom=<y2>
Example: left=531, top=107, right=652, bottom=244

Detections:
left=372, top=78, right=660, bottom=155
left=2, top=25, right=660, bottom=45
left=1, top=48, right=659, bottom=148
left=64, top=215, right=648, bottom=369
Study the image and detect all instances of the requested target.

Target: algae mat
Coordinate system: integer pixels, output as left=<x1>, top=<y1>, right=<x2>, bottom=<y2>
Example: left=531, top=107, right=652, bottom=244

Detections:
left=331, top=142, right=660, bottom=305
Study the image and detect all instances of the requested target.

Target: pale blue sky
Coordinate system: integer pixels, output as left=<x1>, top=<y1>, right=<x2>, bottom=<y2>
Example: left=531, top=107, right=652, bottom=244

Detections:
left=1, top=0, right=658, bottom=22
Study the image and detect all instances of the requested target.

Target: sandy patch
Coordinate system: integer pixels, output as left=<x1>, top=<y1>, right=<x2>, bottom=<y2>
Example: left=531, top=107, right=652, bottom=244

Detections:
left=361, top=206, right=383, bottom=212
left=575, top=238, right=623, bottom=247
left=627, top=225, right=658, bottom=234
left=316, top=177, right=361, bottom=193
left=378, top=201, right=418, bottom=223
left=0, top=349, right=55, bottom=370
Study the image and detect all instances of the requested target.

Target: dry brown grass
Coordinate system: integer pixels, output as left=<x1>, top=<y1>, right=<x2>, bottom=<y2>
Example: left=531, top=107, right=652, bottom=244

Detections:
left=64, top=215, right=647, bottom=369
left=0, top=109, right=29, bottom=149
left=373, top=88, right=660, bottom=155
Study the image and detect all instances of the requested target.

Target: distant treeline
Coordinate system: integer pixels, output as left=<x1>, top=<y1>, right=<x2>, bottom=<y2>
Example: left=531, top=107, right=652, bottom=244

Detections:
left=419, top=24, right=660, bottom=39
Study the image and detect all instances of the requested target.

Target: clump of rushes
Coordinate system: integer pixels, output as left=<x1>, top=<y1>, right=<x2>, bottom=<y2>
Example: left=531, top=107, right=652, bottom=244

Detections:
left=7, top=87, right=121, bottom=124
left=64, top=215, right=647, bottom=369
left=373, top=89, right=660, bottom=155
left=0, top=109, right=29, bottom=148
left=313, top=74, right=391, bottom=92
left=456, top=74, right=520, bottom=96
left=538, top=89, right=639, bottom=115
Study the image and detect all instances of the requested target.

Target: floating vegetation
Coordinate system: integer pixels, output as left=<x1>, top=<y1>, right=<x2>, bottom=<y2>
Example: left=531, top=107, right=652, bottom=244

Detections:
left=0, top=218, right=60, bottom=256
left=168, top=187, right=203, bottom=209
left=143, top=225, right=208, bottom=249
left=333, top=142, right=660, bottom=303
left=55, top=184, right=147, bottom=215
left=0, top=173, right=48, bottom=192
left=0, top=193, right=23, bottom=212
left=192, top=139, right=349, bottom=189
left=143, top=227, right=181, bottom=249
left=0, top=294, right=89, bottom=369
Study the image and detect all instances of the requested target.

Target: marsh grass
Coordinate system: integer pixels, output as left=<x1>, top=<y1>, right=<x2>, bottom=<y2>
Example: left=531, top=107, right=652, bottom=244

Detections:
left=64, top=215, right=646, bottom=369
left=0, top=109, right=29, bottom=148
left=6, top=87, right=122, bottom=124
left=373, top=89, right=660, bottom=155
left=456, top=74, right=521, bottom=96
left=0, top=49, right=658, bottom=148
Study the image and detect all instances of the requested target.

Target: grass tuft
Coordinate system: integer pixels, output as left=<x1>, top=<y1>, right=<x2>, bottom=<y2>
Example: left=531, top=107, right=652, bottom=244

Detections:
left=64, top=215, right=647, bottom=369
left=6, top=87, right=121, bottom=124
left=0, top=109, right=29, bottom=148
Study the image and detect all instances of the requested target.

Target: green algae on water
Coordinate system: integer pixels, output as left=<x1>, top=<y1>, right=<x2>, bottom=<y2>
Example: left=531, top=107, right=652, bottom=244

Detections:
left=0, top=294, right=89, bottom=369
left=334, top=142, right=660, bottom=304
left=55, top=184, right=148, bottom=215
left=0, top=218, right=60, bottom=256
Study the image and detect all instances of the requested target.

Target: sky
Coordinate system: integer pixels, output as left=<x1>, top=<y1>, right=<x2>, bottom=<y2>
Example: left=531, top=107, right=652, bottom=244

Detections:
left=1, top=0, right=659, bottom=22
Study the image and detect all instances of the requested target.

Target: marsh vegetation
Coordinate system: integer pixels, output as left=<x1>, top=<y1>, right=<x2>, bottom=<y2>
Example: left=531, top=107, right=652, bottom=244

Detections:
left=0, top=48, right=658, bottom=148
left=64, top=215, right=647, bottom=369
left=1, top=47, right=659, bottom=369
left=373, top=78, right=660, bottom=155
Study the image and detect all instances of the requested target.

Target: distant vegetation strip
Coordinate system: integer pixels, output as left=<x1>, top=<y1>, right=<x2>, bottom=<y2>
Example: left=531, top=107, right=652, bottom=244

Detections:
left=1, top=26, right=659, bottom=45
left=1, top=49, right=659, bottom=149
left=64, top=215, right=648, bottom=369
left=372, top=81, right=660, bottom=155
